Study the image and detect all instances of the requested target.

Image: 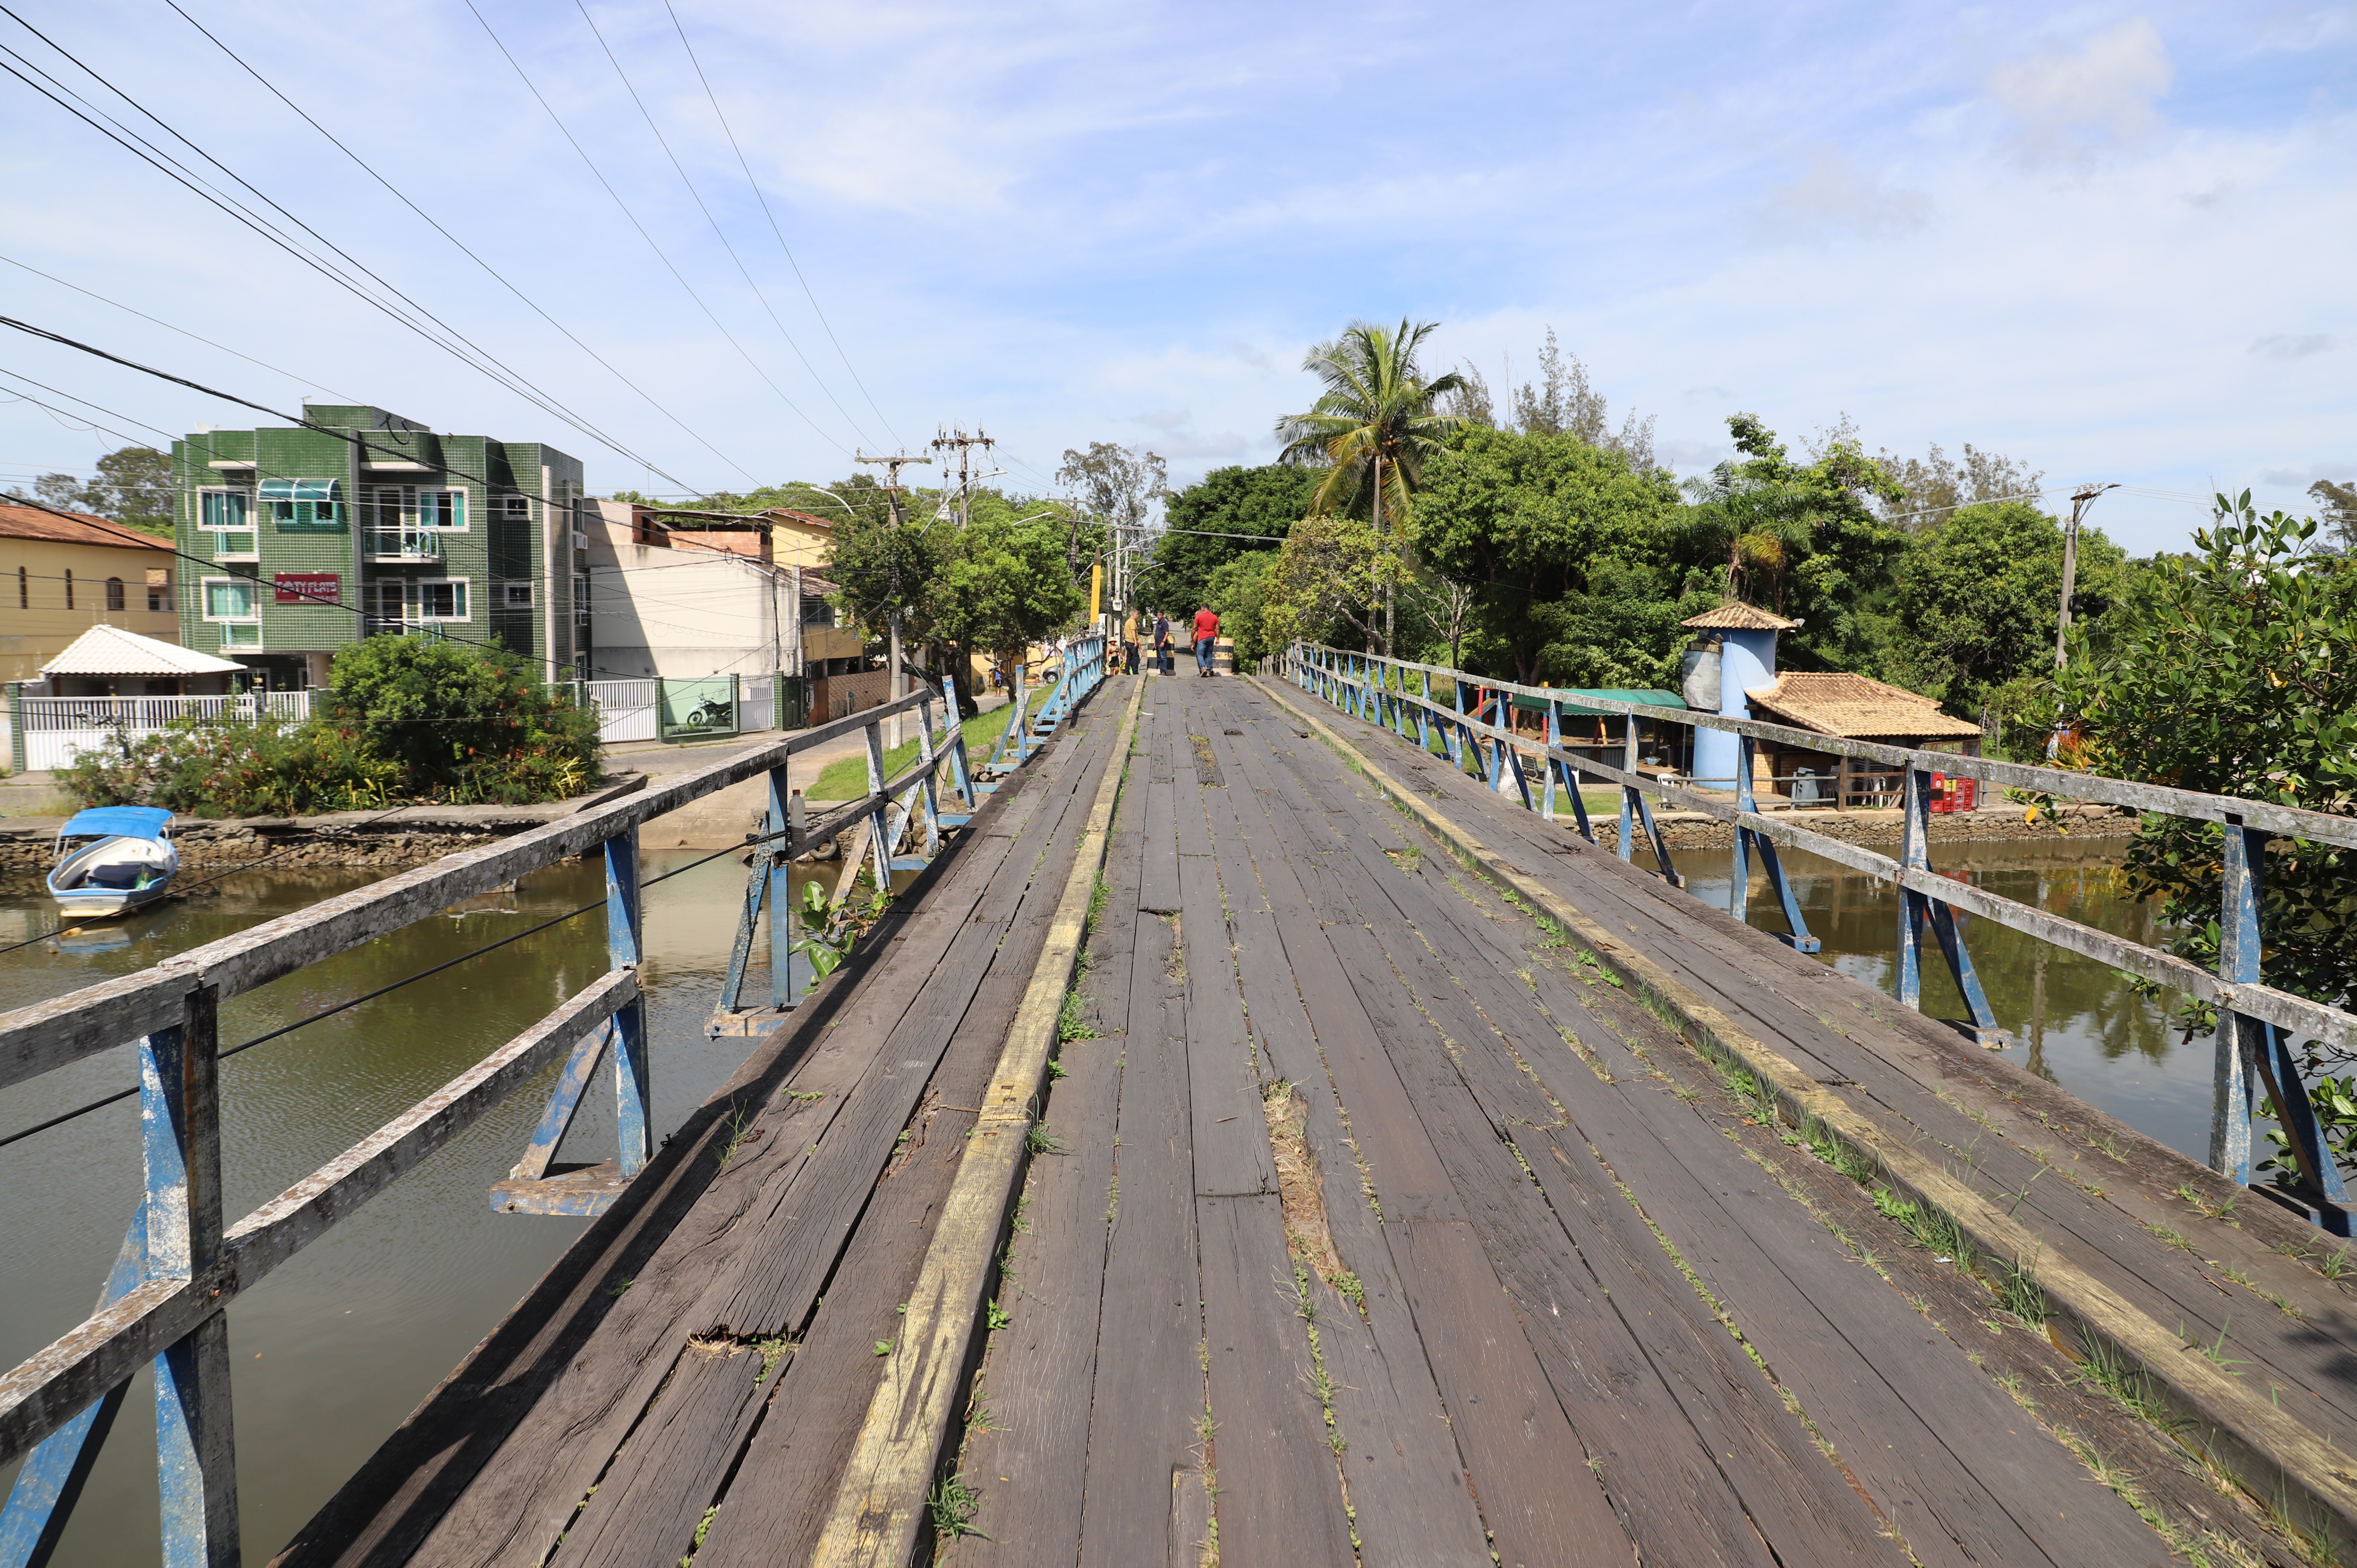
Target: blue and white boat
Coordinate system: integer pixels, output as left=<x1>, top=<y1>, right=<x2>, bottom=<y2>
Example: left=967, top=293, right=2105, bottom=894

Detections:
left=47, top=807, right=179, bottom=918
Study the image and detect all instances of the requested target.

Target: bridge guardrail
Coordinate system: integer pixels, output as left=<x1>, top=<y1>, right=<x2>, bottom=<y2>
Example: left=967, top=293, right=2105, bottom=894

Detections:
left=1278, top=640, right=2357, bottom=1234
left=0, top=679, right=995, bottom=1566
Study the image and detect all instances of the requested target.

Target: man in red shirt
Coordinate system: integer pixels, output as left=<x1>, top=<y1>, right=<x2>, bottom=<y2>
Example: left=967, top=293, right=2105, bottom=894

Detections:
left=1192, top=606, right=1220, bottom=676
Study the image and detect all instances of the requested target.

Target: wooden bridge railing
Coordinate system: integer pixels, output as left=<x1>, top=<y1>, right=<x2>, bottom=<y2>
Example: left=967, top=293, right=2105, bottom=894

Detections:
left=0, top=681, right=989, bottom=1567
left=1279, top=641, right=2357, bottom=1232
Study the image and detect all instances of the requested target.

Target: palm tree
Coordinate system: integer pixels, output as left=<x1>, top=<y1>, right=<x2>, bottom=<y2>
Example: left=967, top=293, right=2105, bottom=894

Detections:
left=1274, top=318, right=1465, bottom=653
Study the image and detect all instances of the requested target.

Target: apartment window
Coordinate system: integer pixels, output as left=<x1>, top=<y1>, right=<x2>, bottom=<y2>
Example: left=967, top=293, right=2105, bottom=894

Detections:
left=494, top=495, right=532, bottom=523
left=147, top=570, right=169, bottom=612
left=200, top=489, right=258, bottom=558
left=574, top=572, right=590, bottom=632
left=501, top=580, right=533, bottom=608
left=418, top=579, right=470, bottom=621
left=259, top=477, right=347, bottom=532
left=801, top=596, right=836, bottom=627
left=202, top=576, right=261, bottom=649
left=63, top=569, right=73, bottom=611
left=365, top=485, right=466, bottom=561
left=105, top=577, right=125, bottom=612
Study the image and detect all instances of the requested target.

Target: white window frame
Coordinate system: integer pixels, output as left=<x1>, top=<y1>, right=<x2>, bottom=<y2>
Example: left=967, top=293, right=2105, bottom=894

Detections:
left=415, top=577, right=470, bottom=622
left=202, top=575, right=262, bottom=648
left=500, top=580, right=534, bottom=608
left=201, top=574, right=260, bottom=624
left=198, top=488, right=258, bottom=560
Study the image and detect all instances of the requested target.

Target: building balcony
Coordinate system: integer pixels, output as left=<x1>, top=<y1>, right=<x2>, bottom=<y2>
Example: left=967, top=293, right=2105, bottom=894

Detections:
left=367, top=529, right=446, bottom=563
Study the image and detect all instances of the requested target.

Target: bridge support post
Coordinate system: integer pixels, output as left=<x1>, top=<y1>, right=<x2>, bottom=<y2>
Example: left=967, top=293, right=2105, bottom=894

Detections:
left=607, top=828, right=650, bottom=1177
left=1418, top=671, right=1432, bottom=755
left=2213, top=821, right=2350, bottom=1232
left=1897, top=769, right=2000, bottom=1044
left=146, top=985, right=240, bottom=1568
left=1735, top=737, right=1819, bottom=952
left=1618, top=716, right=1637, bottom=864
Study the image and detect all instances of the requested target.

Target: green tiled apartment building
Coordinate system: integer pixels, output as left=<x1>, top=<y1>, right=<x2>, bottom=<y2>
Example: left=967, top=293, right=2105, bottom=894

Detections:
left=172, top=404, right=590, bottom=688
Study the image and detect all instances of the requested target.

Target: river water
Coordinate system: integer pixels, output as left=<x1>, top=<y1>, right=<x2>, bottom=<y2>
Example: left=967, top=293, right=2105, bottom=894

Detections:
left=0, top=847, right=799, bottom=1563
left=0, top=834, right=2213, bottom=1560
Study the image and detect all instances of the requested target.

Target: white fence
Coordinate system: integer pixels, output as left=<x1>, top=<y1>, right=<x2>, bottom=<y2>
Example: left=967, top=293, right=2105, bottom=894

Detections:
left=586, top=679, right=658, bottom=744
left=15, top=692, right=314, bottom=773
left=7, top=678, right=751, bottom=773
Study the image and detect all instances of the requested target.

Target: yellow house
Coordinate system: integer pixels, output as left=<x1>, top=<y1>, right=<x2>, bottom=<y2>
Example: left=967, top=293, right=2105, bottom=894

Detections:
left=0, top=502, right=181, bottom=685
left=760, top=509, right=865, bottom=674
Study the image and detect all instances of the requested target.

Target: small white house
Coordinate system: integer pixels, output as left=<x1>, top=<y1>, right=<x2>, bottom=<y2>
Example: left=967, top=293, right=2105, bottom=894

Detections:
left=582, top=501, right=801, bottom=683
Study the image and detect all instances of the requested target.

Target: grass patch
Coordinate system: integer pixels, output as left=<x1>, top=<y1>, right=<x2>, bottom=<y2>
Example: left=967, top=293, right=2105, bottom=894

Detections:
left=1057, top=986, right=1099, bottom=1042
left=927, top=1473, right=992, bottom=1543
left=806, top=689, right=1045, bottom=800
left=1026, top=1121, right=1070, bottom=1156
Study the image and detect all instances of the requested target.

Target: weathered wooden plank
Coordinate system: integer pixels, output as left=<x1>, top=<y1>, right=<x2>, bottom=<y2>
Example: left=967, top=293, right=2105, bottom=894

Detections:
left=1262, top=716, right=1897, bottom=1566
left=1178, top=819, right=1275, bottom=1199
left=1075, top=909, right=1204, bottom=1568
left=355, top=753, right=1078, bottom=1567
left=1196, top=1192, right=1358, bottom=1564
left=1388, top=1218, right=1632, bottom=1567
left=801, top=679, right=1139, bottom=1566
left=1138, top=778, right=1181, bottom=915
left=1222, top=904, right=1495, bottom=1567
left=946, top=744, right=1148, bottom=1566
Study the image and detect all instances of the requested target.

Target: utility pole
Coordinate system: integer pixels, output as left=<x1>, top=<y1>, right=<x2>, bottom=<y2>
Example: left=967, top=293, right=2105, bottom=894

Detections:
left=2047, top=482, right=2117, bottom=760
left=856, top=449, right=935, bottom=749
left=930, top=427, right=995, bottom=528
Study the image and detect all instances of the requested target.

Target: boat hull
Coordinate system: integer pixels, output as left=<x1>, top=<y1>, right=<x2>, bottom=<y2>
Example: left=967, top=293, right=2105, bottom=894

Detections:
left=47, top=833, right=179, bottom=918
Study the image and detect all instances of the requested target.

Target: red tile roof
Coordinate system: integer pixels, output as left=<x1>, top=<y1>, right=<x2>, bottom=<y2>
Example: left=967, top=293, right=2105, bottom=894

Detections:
left=0, top=502, right=172, bottom=551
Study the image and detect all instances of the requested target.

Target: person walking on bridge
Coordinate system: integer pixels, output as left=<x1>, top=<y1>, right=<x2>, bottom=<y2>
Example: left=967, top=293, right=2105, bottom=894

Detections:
left=1152, top=611, right=1173, bottom=676
left=1193, top=604, right=1220, bottom=677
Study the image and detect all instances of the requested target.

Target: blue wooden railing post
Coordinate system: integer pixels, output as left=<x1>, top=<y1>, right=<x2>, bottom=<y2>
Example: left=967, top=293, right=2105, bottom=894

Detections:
left=940, top=669, right=976, bottom=810
left=146, top=985, right=239, bottom=1568
left=1618, top=713, right=1638, bottom=864
left=1731, top=735, right=1754, bottom=918
left=765, top=767, right=795, bottom=1008
left=1417, top=671, right=1432, bottom=755
left=2225, top=817, right=2354, bottom=1222
left=607, top=829, right=650, bottom=1177
left=2214, top=824, right=2264, bottom=1184
left=1896, top=768, right=1930, bottom=1011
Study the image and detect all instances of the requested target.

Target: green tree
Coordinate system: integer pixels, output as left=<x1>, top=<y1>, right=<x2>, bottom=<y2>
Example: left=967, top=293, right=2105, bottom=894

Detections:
left=1205, top=550, right=1280, bottom=666
left=1881, top=499, right=2125, bottom=721
left=1414, top=425, right=1683, bottom=683
left=2311, top=479, right=2356, bottom=555
left=2052, top=496, right=2356, bottom=1158
left=24, top=446, right=175, bottom=537
left=320, top=634, right=602, bottom=802
left=1678, top=415, right=1909, bottom=672
left=931, top=508, right=1088, bottom=680
left=1145, top=464, right=1318, bottom=620
left=1058, top=441, right=1165, bottom=590
left=1273, top=318, right=1466, bottom=654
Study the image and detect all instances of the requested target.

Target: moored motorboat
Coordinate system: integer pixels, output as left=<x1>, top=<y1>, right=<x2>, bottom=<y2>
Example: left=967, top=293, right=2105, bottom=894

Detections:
left=47, top=807, right=179, bottom=918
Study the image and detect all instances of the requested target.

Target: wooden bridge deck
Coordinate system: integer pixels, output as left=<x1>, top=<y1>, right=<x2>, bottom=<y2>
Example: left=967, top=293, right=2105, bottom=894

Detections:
left=278, top=672, right=2357, bottom=1568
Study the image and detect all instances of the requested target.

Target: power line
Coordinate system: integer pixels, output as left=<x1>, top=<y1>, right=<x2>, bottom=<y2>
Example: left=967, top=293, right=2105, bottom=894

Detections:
left=0, top=7, right=725, bottom=490
left=658, top=0, right=905, bottom=450
left=0, top=251, right=361, bottom=403
left=154, top=0, right=757, bottom=490
left=570, top=1, right=867, bottom=453
left=460, top=0, right=848, bottom=461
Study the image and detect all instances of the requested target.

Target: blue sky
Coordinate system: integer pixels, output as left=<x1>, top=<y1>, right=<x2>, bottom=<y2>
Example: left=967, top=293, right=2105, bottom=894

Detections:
left=1, top=1, right=2351, bottom=553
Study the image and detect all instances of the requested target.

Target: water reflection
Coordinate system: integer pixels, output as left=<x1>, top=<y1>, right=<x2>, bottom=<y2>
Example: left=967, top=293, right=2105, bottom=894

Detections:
left=0, top=848, right=772, bottom=1562
left=1671, top=836, right=2216, bottom=1161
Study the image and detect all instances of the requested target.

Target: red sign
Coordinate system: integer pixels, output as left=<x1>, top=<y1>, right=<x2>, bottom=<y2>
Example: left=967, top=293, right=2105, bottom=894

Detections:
left=274, top=572, right=341, bottom=605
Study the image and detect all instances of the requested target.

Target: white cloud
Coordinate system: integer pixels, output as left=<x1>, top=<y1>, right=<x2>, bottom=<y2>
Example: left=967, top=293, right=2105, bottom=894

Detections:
left=2251, top=333, right=2335, bottom=359
left=1987, top=18, right=2174, bottom=167
left=1742, top=147, right=1930, bottom=244
left=2257, top=462, right=2356, bottom=486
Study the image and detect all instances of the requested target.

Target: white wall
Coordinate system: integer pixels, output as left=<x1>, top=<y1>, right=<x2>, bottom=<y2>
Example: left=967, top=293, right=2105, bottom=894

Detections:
left=584, top=500, right=794, bottom=682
